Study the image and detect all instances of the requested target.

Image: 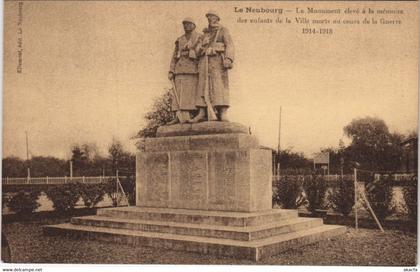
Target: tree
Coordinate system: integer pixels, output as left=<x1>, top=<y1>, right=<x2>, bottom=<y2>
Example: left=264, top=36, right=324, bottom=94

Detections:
left=108, top=139, right=125, bottom=174
left=28, top=156, right=67, bottom=177
left=90, top=156, right=111, bottom=176
left=3, top=156, right=68, bottom=177
left=70, top=143, right=103, bottom=176
left=343, top=117, right=403, bottom=171
left=273, top=147, right=312, bottom=172
left=71, top=145, right=88, bottom=176
left=80, top=143, right=100, bottom=162
left=134, top=91, right=174, bottom=148
left=107, top=138, right=136, bottom=174
left=2, top=156, right=26, bottom=177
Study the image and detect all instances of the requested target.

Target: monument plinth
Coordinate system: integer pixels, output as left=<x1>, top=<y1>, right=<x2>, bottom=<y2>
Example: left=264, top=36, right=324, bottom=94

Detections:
left=44, top=123, right=344, bottom=261
left=136, top=123, right=271, bottom=212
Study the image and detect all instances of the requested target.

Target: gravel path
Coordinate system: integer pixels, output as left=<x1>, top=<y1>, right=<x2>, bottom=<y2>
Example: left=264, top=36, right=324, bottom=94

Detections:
left=2, top=217, right=416, bottom=265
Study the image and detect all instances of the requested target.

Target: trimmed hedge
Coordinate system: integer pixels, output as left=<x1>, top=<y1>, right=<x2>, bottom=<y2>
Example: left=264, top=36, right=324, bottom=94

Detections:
left=7, top=190, right=41, bottom=215
left=303, top=174, right=327, bottom=214
left=79, top=183, right=105, bottom=208
left=365, top=175, right=394, bottom=221
left=120, top=175, right=136, bottom=206
left=46, top=184, right=81, bottom=213
left=272, top=175, right=305, bottom=209
left=103, top=178, right=119, bottom=207
left=403, top=176, right=417, bottom=221
left=103, top=176, right=135, bottom=206
left=3, top=178, right=135, bottom=214
left=328, top=176, right=355, bottom=217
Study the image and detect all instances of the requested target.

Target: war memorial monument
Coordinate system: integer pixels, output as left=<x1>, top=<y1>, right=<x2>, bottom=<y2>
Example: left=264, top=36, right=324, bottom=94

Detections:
left=44, top=11, right=345, bottom=261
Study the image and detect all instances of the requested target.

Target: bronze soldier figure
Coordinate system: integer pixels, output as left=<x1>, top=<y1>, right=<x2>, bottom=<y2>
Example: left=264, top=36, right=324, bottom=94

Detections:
left=168, top=17, right=201, bottom=124
left=190, top=10, right=234, bottom=123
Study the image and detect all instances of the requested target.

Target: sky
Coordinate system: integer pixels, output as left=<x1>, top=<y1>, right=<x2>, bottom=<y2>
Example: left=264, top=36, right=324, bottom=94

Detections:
left=3, top=1, right=418, bottom=160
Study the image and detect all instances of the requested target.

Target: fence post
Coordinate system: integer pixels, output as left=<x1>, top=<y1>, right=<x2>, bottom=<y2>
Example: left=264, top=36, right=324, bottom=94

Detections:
left=116, top=170, right=119, bottom=198
left=83, top=176, right=85, bottom=183
left=354, top=168, right=358, bottom=230
left=361, top=190, right=385, bottom=232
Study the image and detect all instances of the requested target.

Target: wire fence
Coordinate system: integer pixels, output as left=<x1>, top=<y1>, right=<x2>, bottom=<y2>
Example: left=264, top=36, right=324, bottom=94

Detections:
left=273, top=173, right=415, bottom=184
left=3, top=173, right=415, bottom=186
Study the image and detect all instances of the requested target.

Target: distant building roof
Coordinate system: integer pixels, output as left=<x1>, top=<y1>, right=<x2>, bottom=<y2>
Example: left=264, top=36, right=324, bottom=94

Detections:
left=259, top=146, right=274, bottom=150
left=401, top=137, right=418, bottom=146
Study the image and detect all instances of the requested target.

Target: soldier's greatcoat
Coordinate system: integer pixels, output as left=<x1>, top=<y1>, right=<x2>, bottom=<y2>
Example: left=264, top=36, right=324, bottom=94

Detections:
left=169, top=31, right=201, bottom=111
left=196, top=25, right=234, bottom=108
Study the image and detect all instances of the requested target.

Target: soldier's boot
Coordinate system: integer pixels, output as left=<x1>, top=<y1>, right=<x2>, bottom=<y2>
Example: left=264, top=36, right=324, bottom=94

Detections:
left=166, top=111, right=180, bottom=125
left=189, top=107, right=206, bottom=123
left=218, top=106, right=229, bottom=122
left=178, top=111, right=192, bottom=124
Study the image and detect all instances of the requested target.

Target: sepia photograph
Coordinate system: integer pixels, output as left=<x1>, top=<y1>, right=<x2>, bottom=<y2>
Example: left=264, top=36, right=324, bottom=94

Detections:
left=1, top=0, right=418, bottom=270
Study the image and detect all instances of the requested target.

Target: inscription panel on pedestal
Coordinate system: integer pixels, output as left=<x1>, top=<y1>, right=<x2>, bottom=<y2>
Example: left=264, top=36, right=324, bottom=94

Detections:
left=180, top=152, right=207, bottom=205
left=209, top=151, right=236, bottom=206
left=136, top=137, right=271, bottom=212
left=171, top=151, right=207, bottom=209
left=232, top=150, right=251, bottom=210
left=136, top=153, right=146, bottom=205
left=250, top=150, right=272, bottom=210
left=144, top=153, right=169, bottom=205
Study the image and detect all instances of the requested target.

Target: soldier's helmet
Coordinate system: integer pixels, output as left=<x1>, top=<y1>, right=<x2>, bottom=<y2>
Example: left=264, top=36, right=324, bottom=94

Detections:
left=182, top=17, right=196, bottom=26
left=205, top=10, right=220, bottom=20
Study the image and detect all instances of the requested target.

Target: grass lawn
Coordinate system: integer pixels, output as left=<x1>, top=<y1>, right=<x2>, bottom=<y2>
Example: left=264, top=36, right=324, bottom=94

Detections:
left=2, top=216, right=417, bottom=265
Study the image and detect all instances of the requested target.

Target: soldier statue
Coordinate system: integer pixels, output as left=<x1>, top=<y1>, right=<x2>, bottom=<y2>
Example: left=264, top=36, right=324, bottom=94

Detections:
left=189, top=10, right=234, bottom=123
left=168, top=18, right=201, bottom=124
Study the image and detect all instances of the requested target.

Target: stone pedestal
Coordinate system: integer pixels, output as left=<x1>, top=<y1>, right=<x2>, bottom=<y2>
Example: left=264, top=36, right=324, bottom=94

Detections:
left=44, top=122, right=345, bottom=261
left=136, top=133, right=272, bottom=212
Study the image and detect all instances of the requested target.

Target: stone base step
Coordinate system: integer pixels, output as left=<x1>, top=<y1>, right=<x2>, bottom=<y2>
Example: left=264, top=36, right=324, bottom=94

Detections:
left=71, top=215, right=323, bottom=241
left=97, top=207, right=298, bottom=227
left=43, top=223, right=346, bottom=261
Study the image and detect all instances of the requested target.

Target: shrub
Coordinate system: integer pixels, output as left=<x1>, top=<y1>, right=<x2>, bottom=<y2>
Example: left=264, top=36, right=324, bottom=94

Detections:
left=328, top=176, right=355, bottom=217
left=272, top=175, right=305, bottom=209
left=80, top=183, right=105, bottom=208
left=303, top=174, right=327, bottom=214
left=103, top=176, right=135, bottom=206
left=365, top=175, right=394, bottom=221
left=7, top=190, right=40, bottom=215
left=103, top=178, right=119, bottom=207
left=2, top=194, right=10, bottom=211
left=46, top=183, right=81, bottom=212
left=403, top=176, right=417, bottom=220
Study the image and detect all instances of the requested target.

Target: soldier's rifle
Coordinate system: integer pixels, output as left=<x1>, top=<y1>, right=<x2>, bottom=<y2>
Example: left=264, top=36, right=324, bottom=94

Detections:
left=170, top=79, right=181, bottom=108
left=204, top=53, right=218, bottom=121
left=170, top=79, right=183, bottom=121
